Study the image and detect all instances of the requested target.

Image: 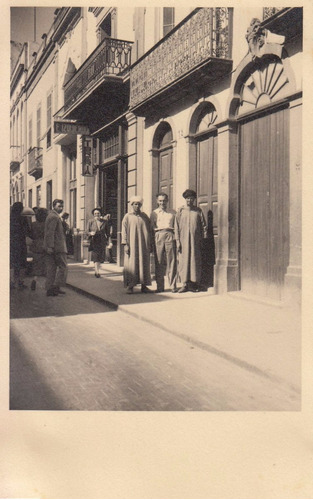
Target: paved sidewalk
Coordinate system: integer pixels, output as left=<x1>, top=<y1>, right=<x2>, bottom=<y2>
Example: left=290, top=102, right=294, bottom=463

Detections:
left=67, top=262, right=301, bottom=394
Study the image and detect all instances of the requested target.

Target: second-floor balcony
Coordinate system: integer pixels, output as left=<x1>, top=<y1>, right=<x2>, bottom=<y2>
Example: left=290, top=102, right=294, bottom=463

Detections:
left=262, top=7, right=302, bottom=40
left=28, top=147, right=43, bottom=179
left=10, top=146, right=22, bottom=172
left=63, top=37, right=132, bottom=123
left=130, top=8, right=233, bottom=116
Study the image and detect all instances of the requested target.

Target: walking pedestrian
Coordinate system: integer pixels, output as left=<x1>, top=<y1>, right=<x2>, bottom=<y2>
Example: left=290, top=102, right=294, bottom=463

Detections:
left=87, top=208, right=110, bottom=278
left=121, top=196, right=153, bottom=294
left=150, top=192, right=178, bottom=293
left=44, top=199, right=68, bottom=296
left=29, top=207, right=48, bottom=291
left=10, top=202, right=32, bottom=289
left=175, top=189, right=208, bottom=293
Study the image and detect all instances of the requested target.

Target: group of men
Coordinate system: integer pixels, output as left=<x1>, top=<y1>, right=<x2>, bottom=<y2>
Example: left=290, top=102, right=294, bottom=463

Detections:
left=44, top=190, right=211, bottom=297
left=121, top=189, right=209, bottom=294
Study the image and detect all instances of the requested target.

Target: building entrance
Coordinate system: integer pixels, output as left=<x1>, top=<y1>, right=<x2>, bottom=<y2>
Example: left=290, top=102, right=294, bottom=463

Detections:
left=98, top=163, right=118, bottom=260
left=239, top=107, right=290, bottom=299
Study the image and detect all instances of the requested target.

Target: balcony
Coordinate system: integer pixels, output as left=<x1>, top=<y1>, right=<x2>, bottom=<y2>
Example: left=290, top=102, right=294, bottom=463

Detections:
left=28, top=147, right=43, bottom=179
left=130, top=8, right=233, bottom=116
left=262, top=7, right=302, bottom=41
left=62, top=37, right=133, bottom=127
left=10, top=146, right=22, bottom=172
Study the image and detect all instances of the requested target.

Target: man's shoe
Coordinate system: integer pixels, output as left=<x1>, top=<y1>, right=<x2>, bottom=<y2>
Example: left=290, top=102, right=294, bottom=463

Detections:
left=155, top=288, right=164, bottom=293
left=141, top=285, right=153, bottom=293
left=126, top=286, right=133, bottom=294
left=54, top=287, right=66, bottom=295
left=47, top=289, right=58, bottom=296
left=178, top=284, right=188, bottom=293
left=171, top=287, right=178, bottom=293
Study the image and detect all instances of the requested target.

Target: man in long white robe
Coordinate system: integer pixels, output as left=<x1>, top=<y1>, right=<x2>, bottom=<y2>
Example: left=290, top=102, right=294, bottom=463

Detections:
left=121, top=196, right=153, bottom=294
left=175, top=189, right=207, bottom=293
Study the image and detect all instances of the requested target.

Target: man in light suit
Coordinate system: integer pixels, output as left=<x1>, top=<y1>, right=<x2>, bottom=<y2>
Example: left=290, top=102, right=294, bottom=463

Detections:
left=44, top=199, right=68, bottom=296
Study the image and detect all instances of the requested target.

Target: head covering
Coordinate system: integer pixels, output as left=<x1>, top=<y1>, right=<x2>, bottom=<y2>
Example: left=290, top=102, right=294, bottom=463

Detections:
left=182, top=189, right=197, bottom=199
left=130, top=195, right=143, bottom=205
left=62, top=212, right=69, bottom=219
left=21, top=207, right=35, bottom=216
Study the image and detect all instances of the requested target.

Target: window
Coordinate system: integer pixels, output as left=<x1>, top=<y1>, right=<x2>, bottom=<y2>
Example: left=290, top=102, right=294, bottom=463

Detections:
left=28, top=117, right=32, bottom=149
left=28, top=189, right=32, bottom=208
left=46, top=129, right=51, bottom=149
left=70, top=153, right=77, bottom=180
left=36, top=185, right=41, bottom=207
left=99, top=14, right=112, bottom=41
left=46, top=180, right=53, bottom=210
left=163, top=8, right=175, bottom=37
left=70, top=188, right=77, bottom=228
left=36, top=105, right=41, bottom=148
left=46, top=93, right=52, bottom=149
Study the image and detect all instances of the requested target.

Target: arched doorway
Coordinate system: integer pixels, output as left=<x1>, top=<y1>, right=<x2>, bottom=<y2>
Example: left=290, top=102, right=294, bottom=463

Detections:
left=235, top=58, right=291, bottom=300
left=152, top=122, right=174, bottom=209
left=189, top=103, right=218, bottom=287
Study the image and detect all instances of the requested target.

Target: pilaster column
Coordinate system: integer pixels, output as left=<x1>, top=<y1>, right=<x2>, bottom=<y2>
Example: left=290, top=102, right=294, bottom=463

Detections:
left=215, top=123, right=231, bottom=294
left=126, top=112, right=138, bottom=206
left=284, top=97, right=302, bottom=307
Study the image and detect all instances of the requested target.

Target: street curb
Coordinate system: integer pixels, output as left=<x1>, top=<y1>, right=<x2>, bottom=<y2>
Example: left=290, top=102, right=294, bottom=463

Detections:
left=66, top=283, right=118, bottom=311
left=66, top=282, right=300, bottom=396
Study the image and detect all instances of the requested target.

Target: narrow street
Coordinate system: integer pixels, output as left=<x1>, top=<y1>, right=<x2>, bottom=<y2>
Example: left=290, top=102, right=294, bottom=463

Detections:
left=10, top=280, right=300, bottom=411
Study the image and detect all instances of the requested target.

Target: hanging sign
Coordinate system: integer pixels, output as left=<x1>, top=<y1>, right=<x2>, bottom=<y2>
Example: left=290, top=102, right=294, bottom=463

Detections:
left=54, top=120, right=90, bottom=136
left=82, top=136, right=94, bottom=176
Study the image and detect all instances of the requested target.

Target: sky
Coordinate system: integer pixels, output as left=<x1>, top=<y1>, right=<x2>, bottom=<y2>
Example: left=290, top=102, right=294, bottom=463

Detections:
left=11, top=7, right=56, bottom=44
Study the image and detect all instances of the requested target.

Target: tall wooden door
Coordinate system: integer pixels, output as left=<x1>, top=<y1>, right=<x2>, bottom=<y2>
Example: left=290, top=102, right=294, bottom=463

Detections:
left=99, top=163, right=118, bottom=258
left=197, top=133, right=217, bottom=230
left=158, top=147, right=173, bottom=209
left=239, top=107, right=289, bottom=299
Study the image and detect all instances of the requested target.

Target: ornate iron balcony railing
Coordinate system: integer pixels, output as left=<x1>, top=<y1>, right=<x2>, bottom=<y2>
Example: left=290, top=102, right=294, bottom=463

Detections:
left=64, top=38, right=132, bottom=110
left=263, top=8, right=285, bottom=20
left=130, top=8, right=231, bottom=109
left=28, top=147, right=43, bottom=174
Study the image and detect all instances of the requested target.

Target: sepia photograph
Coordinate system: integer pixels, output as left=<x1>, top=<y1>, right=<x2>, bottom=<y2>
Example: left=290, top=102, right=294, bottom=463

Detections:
left=4, top=2, right=313, bottom=498
left=9, top=6, right=302, bottom=412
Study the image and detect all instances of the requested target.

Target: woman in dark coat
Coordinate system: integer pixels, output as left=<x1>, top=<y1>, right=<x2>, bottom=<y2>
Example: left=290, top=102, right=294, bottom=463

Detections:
left=29, top=208, right=48, bottom=290
left=87, top=208, right=109, bottom=277
left=10, top=202, right=31, bottom=289
left=61, top=212, right=74, bottom=255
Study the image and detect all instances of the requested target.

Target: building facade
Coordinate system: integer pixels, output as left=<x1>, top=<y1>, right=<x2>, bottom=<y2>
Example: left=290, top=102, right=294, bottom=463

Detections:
left=10, top=6, right=302, bottom=305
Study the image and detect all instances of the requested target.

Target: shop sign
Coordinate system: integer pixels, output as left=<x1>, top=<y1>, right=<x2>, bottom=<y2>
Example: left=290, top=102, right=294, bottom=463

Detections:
left=54, top=120, right=90, bottom=136
left=82, top=137, right=94, bottom=176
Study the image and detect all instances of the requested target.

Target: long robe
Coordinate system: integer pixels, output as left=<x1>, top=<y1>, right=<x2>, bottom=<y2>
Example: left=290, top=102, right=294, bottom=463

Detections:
left=175, top=205, right=207, bottom=284
left=121, top=211, right=151, bottom=287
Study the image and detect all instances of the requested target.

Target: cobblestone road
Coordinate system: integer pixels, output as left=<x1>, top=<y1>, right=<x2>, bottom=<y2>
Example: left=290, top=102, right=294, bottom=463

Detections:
left=10, top=280, right=300, bottom=411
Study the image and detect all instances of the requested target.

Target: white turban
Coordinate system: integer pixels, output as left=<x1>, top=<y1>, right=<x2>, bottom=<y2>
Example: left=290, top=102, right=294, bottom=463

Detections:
left=130, top=195, right=143, bottom=205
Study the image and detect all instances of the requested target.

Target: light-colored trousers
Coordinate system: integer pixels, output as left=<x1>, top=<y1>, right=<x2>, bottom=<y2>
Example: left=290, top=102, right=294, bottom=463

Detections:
left=45, top=252, right=68, bottom=291
left=154, top=230, right=177, bottom=291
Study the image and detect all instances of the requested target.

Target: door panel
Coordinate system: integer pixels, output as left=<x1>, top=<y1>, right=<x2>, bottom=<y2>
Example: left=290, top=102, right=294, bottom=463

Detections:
left=99, top=164, right=118, bottom=258
left=197, top=134, right=217, bottom=233
left=159, top=149, right=173, bottom=208
left=240, top=108, right=289, bottom=299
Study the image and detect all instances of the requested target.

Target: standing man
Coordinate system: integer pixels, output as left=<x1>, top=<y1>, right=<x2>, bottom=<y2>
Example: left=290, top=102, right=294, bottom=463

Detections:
left=44, top=199, right=68, bottom=296
left=121, top=196, right=153, bottom=294
left=175, top=189, right=207, bottom=293
left=150, top=193, right=178, bottom=293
